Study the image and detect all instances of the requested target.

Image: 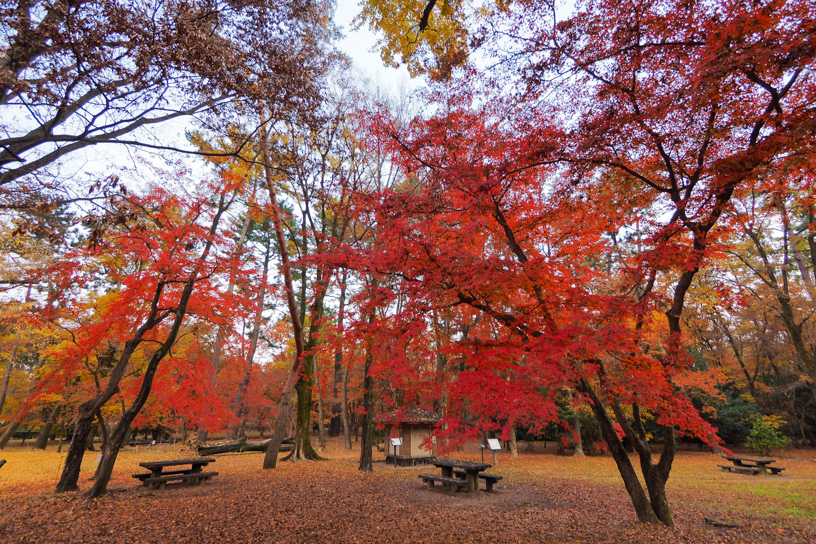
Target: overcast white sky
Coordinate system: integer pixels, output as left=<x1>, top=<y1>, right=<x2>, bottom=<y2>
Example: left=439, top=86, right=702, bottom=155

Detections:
left=334, top=0, right=419, bottom=90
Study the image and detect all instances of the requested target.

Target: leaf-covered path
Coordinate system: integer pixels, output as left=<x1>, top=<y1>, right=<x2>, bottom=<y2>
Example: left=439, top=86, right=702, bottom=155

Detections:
left=1, top=440, right=815, bottom=543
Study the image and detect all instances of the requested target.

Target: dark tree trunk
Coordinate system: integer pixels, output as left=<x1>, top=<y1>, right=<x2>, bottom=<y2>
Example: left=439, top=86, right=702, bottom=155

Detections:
left=0, top=362, right=13, bottom=417
left=316, top=369, right=326, bottom=451
left=0, top=331, right=21, bottom=417
left=34, top=404, right=61, bottom=450
left=579, top=379, right=660, bottom=525
left=341, top=365, right=351, bottom=449
left=91, top=411, right=110, bottom=480
left=329, top=415, right=341, bottom=437
left=293, top=369, right=323, bottom=461
left=643, top=427, right=675, bottom=526
left=119, top=427, right=132, bottom=448
left=86, top=424, right=98, bottom=451
left=56, top=401, right=96, bottom=492
left=330, top=273, right=348, bottom=439
left=608, top=393, right=676, bottom=527
left=58, top=330, right=163, bottom=491
left=263, top=380, right=296, bottom=469
left=259, top=113, right=307, bottom=470
left=0, top=419, right=20, bottom=450
left=291, top=262, right=330, bottom=462
left=358, top=376, right=373, bottom=471
left=358, top=311, right=375, bottom=473
left=90, top=419, right=130, bottom=498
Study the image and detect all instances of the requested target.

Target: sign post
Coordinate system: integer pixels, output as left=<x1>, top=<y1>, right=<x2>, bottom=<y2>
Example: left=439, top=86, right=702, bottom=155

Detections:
left=487, top=438, right=501, bottom=466
left=390, top=437, right=402, bottom=460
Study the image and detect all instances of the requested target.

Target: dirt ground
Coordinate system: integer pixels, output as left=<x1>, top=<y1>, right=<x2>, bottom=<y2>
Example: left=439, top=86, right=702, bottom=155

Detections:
left=1, top=438, right=815, bottom=543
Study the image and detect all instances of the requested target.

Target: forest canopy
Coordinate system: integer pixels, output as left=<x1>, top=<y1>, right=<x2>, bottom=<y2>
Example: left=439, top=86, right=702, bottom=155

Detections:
left=1, top=0, right=815, bottom=528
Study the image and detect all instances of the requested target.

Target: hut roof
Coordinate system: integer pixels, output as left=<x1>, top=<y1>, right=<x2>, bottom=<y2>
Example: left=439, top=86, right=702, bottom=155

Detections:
left=378, top=405, right=442, bottom=424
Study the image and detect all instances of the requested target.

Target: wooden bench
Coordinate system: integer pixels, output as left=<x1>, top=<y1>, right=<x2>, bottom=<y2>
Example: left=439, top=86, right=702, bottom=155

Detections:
left=132, top=469, right=195, bottom=482
left=718, top=464, right=761, bottom=475
left=142, top=471, right=219, bottom=489
left=453, top=470, right=503, bottom=491
left=135, top=458, right=217, bottom=489
left=418, top=473, right=469, bottom=492
left=479, top=473, right=503, bottom=491
left=719, top=455, right=786, bottom=475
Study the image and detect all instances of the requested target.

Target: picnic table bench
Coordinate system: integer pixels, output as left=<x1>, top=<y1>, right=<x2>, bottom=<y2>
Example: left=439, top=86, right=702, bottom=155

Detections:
left=453, top=469, right=504, bottom=491
left=418, top=473, right=470, bottom=491
left=419, top=459, right=501, bottom=493
left=719, top=456, right=785, bottom=475
left=133, top=457, right=218, bottom=489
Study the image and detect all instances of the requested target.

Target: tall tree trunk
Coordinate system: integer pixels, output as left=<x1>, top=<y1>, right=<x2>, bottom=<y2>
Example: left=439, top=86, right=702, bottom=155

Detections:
left=0, top=330, right=21, bottom=416
left=358, top=312, right=376, bottom=473
left=260, top=112, right=306, bottom=470
left=316, top=367, right=326, bottom=451
left=608, top=392, right=675, bottom=527
left=86, top=424, right=99, bottom=451
left=572, top=414, right=584, bottom=457
left=292, top=346, right=326, bottom=460
left=56, top=402, right=97, bottom=491
left=432, top=309, right=449, bottom=415
left=293, top=370, right=321, bottom=461
left=567, top=389, right=584, bottom=457
left=91, top=411, right=109, bottom=480
left=33, top=404, right=61, bottom=450
left=330, top=273, right=347, bottom=438
left=341, top=364, right=351, bottom=449
left=0, top=363, right=13, bottom=417
left=89, top=353, right=161, bottom=497
left=509, top=427, right=518, bottom=458
left=291, top=260, right=331, bottom=461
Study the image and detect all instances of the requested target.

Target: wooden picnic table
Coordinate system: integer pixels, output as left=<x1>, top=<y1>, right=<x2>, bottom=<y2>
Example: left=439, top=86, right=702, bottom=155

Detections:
left=431, top=459, right=493, bottom=491
left=133, top=457, right=218, bottom=489
left=720, top=455, right=785, bottom=475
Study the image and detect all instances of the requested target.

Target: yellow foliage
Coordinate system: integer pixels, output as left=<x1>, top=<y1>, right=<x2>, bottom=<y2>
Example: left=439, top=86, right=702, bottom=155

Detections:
left=355, top=0, right=472, bottom=78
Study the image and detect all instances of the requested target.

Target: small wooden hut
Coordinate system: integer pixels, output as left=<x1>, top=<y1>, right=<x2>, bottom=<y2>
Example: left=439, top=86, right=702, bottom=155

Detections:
left=380, top=405, right=442, bottom=466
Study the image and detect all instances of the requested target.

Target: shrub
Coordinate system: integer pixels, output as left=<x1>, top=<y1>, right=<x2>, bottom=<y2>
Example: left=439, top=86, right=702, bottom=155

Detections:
left=746, top=416, right=788, bottom=455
